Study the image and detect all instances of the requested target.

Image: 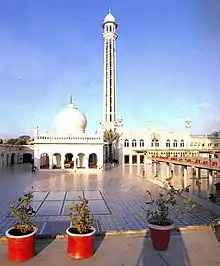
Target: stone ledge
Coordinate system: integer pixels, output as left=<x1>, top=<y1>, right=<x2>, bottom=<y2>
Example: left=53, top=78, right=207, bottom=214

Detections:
left=0, top=225, right=212, bottom=242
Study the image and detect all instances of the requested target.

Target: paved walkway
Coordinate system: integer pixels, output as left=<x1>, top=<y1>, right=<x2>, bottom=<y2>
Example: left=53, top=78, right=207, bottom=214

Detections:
left=0, top=164, right=219, bottom=236
left=0, top=230, right=220, bottom=265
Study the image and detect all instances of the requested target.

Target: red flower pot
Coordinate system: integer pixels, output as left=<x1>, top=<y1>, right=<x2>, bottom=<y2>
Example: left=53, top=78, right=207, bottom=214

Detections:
left=148, top=223, right=173, bottom=251
left=5, top=227, right=38, bottom=262
left=66, top=227, right=96, bottom=259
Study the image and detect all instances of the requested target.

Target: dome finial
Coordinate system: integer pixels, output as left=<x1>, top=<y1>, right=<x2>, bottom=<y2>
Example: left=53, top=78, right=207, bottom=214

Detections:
left=69, top=94, right=73, bottom=104
left=108, top=5, right=111, bottom=13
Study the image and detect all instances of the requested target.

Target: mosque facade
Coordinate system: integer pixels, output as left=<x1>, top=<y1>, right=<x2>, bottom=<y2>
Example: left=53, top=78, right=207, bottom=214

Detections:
left=31, top=12, right=220, bottom=170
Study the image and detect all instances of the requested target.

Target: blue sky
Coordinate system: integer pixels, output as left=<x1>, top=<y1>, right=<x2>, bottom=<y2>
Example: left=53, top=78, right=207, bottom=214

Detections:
left=0, top=0, right=219, bottom=137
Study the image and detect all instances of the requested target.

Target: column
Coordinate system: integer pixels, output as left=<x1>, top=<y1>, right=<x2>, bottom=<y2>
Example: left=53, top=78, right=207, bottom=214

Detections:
left=61, top=154, right=65, bottom=169
left=97, top=156, right=103, bottom=169
left=129, top=154, right=133, bottom=166
left=182, top=166, right=188, bottom=189
left=166, top=163, right=170, bottom=181
left=85, top=157, right=89, bottom=169
left=153, top=162, right=157, bottom=177
left=74, top=157, right=77, bottom=170
left=208, top=170, right=214, bottom=194
left=49, top=155, right=53, bottom=170
left=137, top=154, right=141, bottom=175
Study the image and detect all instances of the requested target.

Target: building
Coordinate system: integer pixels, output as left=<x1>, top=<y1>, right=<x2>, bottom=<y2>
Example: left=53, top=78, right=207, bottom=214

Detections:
left=100, top=12, right=220, bottom=164
left=33, top=97, right=105, bottom=170
left=0, top=144, right=33, bottom=167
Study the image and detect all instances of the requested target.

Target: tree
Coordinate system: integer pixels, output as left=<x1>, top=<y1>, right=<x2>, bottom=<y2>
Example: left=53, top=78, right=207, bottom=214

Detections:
left=103, top=129, right=121, bottom=163
left=6, top=136, right=31, bottom=145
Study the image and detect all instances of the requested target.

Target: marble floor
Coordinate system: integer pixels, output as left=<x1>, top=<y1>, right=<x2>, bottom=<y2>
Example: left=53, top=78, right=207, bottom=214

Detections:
left=0, top=164, right=218, bottom=236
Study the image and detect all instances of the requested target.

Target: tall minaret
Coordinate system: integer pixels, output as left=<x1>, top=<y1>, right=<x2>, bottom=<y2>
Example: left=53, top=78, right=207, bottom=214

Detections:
left=101, top=11, right=120, bottom=131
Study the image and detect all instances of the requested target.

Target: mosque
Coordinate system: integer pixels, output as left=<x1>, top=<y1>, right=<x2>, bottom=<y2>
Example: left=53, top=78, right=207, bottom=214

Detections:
left=32, top=11, right=220, bottom=171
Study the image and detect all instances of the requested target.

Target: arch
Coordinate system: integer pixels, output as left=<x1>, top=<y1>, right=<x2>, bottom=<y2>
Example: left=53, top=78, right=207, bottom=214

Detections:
left=132, top=139, right=137, bottom=147
left=40, top=153, right=49, bottom=169
left=173, top=139, right=178, bottom=148
left=88, top=153, right=97, bottom=168
left=64, top=153, right=74, bottom=168
left=77, top=153, right=85, bottom=168
left=124, top=139, right=129, bottom=147
left=166, top=139, right=170, bottom=148
left=180, top=139, right=184, bottom=148
left=23, top=153, right=32, bottom=163
left=140, top=139, right=144, bottom=147
left=52, top=153, right=61, bottom=169
left=11, top=153, right=15, bottom=165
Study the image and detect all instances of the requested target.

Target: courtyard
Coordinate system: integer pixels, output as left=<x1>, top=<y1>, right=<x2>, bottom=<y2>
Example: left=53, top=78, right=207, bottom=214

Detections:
left=0, top=164, right=219, bottom=236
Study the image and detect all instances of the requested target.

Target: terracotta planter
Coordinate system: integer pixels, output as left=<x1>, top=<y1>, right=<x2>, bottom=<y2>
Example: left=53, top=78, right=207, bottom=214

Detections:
left=66, top=227, right=96, bottom=259
left=148, top=222, right=173, bottom=251
left=5, top=227, right=38, bottom=262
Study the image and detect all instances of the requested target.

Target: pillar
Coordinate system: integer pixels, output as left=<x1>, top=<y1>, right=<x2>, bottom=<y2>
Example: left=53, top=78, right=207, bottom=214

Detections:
left=137, top=153, right=141, bottom=175
left=74, top=157, right=77, bottom=170
left=85, top=157, right=89, bottom=169
left=153, top=162, right=157, bottom=177
left=182, top=166, right=187, bottom=189
left=208, top=170, right=214, bottom=194
left=61, top=154, right=65, bottom=169
left=49, top=155, right=53, bottom=170
left=166, top=163, right=170, bottom=181
left=129, top=154, right=133, bottom=165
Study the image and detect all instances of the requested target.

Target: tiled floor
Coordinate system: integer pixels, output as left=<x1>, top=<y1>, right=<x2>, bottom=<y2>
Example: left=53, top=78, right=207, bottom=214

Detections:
left=0, top=164, right=219, bottom=236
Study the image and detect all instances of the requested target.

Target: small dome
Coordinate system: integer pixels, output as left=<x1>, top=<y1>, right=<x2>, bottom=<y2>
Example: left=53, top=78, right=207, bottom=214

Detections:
left=104, top=12, right=116, bottom=23
left=54, top=101, right=87, bottom=134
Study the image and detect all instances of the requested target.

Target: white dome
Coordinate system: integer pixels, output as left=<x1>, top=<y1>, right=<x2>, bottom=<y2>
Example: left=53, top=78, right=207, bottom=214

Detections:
left=54, top=102, right=87, bottom=134
left=104, top=12, right=116, bottom=23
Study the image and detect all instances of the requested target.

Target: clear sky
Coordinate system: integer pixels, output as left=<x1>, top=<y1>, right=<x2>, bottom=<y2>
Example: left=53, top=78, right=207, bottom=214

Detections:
left=0, top=0, right=219, bottom=137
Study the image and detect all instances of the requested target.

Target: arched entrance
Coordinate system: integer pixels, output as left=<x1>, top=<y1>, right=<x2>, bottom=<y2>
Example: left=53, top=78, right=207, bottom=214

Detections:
left=88, top=153, right=97, bottom=168
left=40, top=153, right=49, bottom=169
left=64, top=153, right=74, bottom=168
left=77, top=153, right=85, bottom=168
left=52, top=153, right=61, bottom=169
left=23, top=153, right=32, bottom=163
left=11, top=153, right=15, bottom=165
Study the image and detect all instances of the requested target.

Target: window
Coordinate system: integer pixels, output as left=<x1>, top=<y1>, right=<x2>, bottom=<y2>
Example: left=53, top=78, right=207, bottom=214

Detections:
left=124, top=139, right=129, bottom=147
left=151, top=141, right=154, bottom=147
left=155, top=139, right=159, bottom=147
left=132, top=139, right=137, bottom=147
left=173, top=139, right=177, bottom=148
left=140, top=139, right=144, bottom=147
left=166, top=139, right=170, bottom=148
left=180, top=139, right=184, bottom=148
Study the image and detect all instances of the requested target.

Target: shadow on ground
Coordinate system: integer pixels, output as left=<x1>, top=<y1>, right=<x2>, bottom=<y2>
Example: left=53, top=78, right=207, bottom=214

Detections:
left=135, top=230, right=191, bottom=266
left=94, top=233, right=106, bottom=255
left=35, top=238, right=55, bottom=255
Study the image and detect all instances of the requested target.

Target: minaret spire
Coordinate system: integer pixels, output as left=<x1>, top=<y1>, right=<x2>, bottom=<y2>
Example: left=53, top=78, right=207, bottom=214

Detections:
left=69, top=94, right=73, bottom=104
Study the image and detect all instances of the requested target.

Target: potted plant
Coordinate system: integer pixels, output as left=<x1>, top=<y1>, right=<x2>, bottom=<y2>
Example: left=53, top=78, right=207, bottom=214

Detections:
left=5, top=192, right=37, bottom=262
left=211, top=218, right=220, bottom=242
left=66, top=196, right=95, bottom=259
left=141, top=186, right=195, bottom=251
